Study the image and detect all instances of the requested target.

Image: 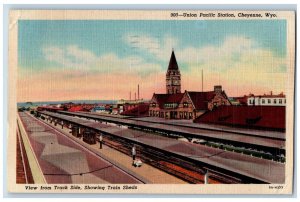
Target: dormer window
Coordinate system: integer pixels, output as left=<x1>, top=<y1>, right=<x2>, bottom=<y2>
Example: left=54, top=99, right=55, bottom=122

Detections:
left=164, top=103, right=178, bottom=109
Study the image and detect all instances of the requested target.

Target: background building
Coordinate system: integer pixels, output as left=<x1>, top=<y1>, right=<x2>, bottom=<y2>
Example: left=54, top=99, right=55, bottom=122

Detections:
left=247, top=92, right=286, bottom=106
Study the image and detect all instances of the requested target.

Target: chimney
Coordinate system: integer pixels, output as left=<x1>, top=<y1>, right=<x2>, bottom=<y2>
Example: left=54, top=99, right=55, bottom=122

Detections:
left=270, top=91, right=273, bottom=96
left=135, top=92, right=136, bottom=101
left=214, top=85, right=222, bottom=94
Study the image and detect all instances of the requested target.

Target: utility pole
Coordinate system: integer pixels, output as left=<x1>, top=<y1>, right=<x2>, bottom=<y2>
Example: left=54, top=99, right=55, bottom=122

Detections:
left=138, top=84, right=140, bottom=100
left=202, top=69, right=203, bottom=92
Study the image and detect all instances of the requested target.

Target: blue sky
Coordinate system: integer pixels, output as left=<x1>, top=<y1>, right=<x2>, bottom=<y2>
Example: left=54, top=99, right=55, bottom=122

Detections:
left=17, top=20, right=288, bottom=101
left=18, top=20, right=286, bottom=70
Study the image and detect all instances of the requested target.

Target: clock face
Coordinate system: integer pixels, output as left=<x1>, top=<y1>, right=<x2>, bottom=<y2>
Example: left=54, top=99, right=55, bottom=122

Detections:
left=173, top=80, right=180, bottom=85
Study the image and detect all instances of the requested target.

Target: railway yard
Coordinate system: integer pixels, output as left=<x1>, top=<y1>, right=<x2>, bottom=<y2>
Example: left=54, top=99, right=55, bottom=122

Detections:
left=16, top=110, right=286, bottom=184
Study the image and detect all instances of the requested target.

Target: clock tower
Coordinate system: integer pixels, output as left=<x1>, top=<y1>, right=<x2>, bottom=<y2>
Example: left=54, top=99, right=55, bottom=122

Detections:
left=166, top=49, right=181, bottom=94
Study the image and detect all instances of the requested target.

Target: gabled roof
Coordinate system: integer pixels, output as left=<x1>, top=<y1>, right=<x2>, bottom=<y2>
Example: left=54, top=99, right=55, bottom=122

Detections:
left=167, top=50, right=179, bottom=71
left=187, top=91, right=216, bottom=110
left=151, top=90, right=229, bottom=110
left=152, top=93, right=184, bottom=108
left=194, top=105, right=285, bottom=131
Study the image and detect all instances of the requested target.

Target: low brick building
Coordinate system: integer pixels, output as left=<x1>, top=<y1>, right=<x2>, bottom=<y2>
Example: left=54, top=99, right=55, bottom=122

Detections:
left=149, top=87, right=231, bottom=120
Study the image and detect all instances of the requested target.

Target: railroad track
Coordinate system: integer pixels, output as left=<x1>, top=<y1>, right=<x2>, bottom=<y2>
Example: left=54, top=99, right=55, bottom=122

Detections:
left=16, top=126, right=34, bottom=184
left=19, top=112, right=146, bottom=184
left=55, top=111, right=285, bottom=156
left=102, top=135, right=242, bottom=184
left=59, top=111, right=285, bottom=140
left=37, top=111, right=284, bottom=184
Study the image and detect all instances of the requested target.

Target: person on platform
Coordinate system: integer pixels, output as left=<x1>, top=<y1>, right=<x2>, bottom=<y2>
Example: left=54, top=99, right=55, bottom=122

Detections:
left=132, top=145, right=136, bottom=161
left=99, top=134, right=103, bottom=149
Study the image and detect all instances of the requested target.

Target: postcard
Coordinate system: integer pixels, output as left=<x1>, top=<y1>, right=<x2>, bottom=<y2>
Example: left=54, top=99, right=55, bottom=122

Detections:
left=7, top=10, right=295, bottom=194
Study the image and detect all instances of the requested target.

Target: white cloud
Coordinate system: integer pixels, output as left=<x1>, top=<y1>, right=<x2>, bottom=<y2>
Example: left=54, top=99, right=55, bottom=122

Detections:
left=38, top=35, right=287, bottom=98
left=174, top=36, right=260, bottom=68
left=124, top=34, right=287, bottom=94
left=66, top=45, right=98, bottom=62
left=42, top=45, right=96, bottom=69
left=42, top=45, right=161, bottom=77
left=176, top=36, right=287, bottom=95
left=124, top=34, right=178, bottom=61
left=125, top=34, right=286, bottom=72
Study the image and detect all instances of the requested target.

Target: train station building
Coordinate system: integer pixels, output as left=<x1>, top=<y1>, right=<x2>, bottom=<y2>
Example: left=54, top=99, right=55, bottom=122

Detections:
left=149, top=50, right=231, bottom=120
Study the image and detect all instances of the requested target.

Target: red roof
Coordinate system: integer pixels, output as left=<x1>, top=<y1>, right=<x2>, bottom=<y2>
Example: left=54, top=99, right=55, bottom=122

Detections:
left=153, top=93, right=184, bottom=108
left=194, top=105, right=285, bottom=131
left=121, top=103, right=149, bottom=116
left=37, top=106, right=64, bottom=111
left=187, top=91, right=216, bottom=110
left=68, top=106, right=84, bottom=112
left=234, top=96, right=248, bottom=105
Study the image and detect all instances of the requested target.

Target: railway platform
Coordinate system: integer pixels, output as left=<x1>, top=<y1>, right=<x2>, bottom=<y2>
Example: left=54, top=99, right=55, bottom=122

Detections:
left=38, top=111, right=285, bottom=184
